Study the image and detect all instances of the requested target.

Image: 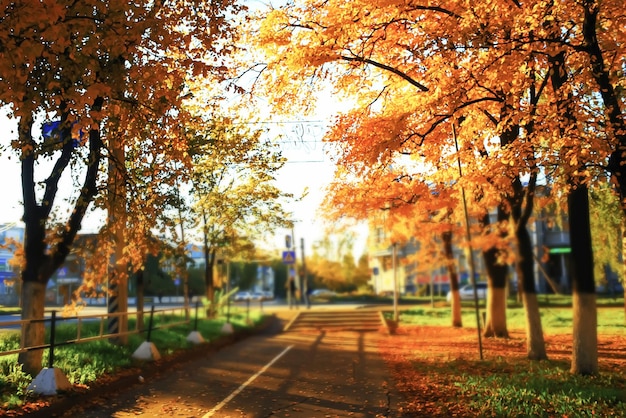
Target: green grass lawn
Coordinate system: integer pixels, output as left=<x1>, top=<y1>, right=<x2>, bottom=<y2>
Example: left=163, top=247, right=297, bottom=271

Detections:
left=394, top=295, right=625, bottom=334
left=397, top=304, right=626, bottom=334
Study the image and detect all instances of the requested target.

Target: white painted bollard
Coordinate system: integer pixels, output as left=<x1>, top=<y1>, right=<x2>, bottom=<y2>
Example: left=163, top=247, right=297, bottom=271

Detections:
left=132, top=341, right=161, bottom=361
left=186, top=330, right=205, bottom=344
left=27, top=367, right=72, bottom=396
left=221, top=322, right=234, bottom=334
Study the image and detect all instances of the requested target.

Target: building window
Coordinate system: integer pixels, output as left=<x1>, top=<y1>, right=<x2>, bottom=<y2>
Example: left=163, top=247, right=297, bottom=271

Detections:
left=375, top=227, right=385, bottom=244
left=0, top=258, right=8, bottom=272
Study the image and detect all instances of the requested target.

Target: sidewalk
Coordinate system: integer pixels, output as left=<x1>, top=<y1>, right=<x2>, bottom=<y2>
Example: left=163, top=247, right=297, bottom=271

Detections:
left=30, top=312, right=404, bottom=417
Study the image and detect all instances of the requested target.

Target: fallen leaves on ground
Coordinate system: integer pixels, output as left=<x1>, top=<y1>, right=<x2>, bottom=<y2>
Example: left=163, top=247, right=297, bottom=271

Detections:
left=377, top=325, right=626, bottom=417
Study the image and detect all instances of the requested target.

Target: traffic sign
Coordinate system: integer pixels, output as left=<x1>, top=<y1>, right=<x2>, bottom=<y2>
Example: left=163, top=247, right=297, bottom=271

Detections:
left=282, top=250, right=296, bottom=264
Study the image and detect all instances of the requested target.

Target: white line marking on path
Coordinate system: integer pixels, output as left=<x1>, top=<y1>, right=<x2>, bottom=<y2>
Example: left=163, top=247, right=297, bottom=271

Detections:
left=203, top=345, right=294, bottom=417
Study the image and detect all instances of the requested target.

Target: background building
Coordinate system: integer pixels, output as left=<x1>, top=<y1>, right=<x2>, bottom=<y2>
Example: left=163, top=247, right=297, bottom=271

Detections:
left=0, top=222, right=22, bottom=305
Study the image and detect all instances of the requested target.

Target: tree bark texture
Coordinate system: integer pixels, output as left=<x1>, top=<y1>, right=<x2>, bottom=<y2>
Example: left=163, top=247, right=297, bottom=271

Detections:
left=18, top=282, right=47, bottom=376
left=202, top=210, right=217, bottom=317
left=623, top=228, right=626, bottom=324
left=481, top=208, right=509, bottom=338
left=516, top=218, right=547, bottom=360
left=568, top=184, right=598, bottom=375
left=442, top=231, right=462, bottom=327
left=135, top=269, right=145, bottom=332
left=521, top=291, right=547, bottom=360
left=506, top=139, right=546, bottom=358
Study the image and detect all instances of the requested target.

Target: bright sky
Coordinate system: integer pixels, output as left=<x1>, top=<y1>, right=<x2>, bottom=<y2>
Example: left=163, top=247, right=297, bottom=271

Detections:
left=0, top=110, right=23, bottom=223
left=0, top=110, right=367, bottom=259
left=265, top=119, right=368, bottom=258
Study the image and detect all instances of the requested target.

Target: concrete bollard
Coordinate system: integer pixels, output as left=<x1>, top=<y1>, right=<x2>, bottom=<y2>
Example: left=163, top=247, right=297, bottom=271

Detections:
left=132, top=341, right=161, bottom=361
left=186, top=330, right=206, bottom=344
left=27, top=367, right=72, bottom=396
left=220, top=322, right=234, bottom=334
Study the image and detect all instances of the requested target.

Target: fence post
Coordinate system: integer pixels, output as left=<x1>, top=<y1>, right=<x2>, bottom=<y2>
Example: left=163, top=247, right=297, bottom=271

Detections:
left=48, top=310, right=57, bottom=369
left=246, top=299, right=250, bottom=323
left=27, top=310, right=72, bottom=395
left=219, top=294, right=234, bottom=334
left=186, top=301, right=206, bottom=344
left=146, top=305, right=155, bottom=342
left=131, top=304, right=161, bottom=361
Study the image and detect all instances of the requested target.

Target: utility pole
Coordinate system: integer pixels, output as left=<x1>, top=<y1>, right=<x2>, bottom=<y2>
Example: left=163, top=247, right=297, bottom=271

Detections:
left=176, top=185, right=190, bottom=320
left=453, top=121, right=483, bottom=360
left=301, top=238, right=309, bottom=309
left=291, top=227, right=299, bottom=302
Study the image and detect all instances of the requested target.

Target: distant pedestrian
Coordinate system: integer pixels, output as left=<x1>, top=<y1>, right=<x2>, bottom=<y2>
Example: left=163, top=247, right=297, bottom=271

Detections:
left=287, top=277, right=299, bottom=309
left=305, top=284, right=312, bottom=309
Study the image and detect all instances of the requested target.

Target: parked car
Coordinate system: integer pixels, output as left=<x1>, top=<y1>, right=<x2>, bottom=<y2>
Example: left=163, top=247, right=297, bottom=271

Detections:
left=446, top=283, right=488, bottom=302
left=251, top=292, right=266, bottom=301
left=309, top=289, right=336, bottom=299
left=233, top=291, right=252, bottom=301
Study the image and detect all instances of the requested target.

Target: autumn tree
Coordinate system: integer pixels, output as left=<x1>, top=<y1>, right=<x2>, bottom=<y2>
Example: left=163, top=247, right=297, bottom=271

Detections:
left=186, top=116, right=292, bottom=315
left=307, top=232, right=370, bottom=292
left=255, top=1, right=523, bottom=337
left=353, top=254, right=372, bottom=291
left=253, top=0, right=626, bottom=376
left=589, top=183, right=622, bottom=294
left=513, top=0, right=626, bottom=373
left=1, top=0, right=246, bottom=374
left=315, top=131, right=467, bottom=324
left=1, top=0, right=132, bottom=374
left=575, top=0, right=626, bottom=373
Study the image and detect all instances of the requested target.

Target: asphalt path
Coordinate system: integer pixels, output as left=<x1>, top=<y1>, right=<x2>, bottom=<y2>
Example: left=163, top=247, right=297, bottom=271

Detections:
left=55, top=310, right=402, bottom=418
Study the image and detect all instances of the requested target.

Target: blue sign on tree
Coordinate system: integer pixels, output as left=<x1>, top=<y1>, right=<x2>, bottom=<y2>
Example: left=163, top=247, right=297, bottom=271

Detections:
left=42, top=120, right=83, bottom=148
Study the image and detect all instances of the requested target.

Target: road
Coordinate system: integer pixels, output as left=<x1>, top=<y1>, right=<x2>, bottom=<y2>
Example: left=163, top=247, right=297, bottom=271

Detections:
left=54, top=310, right=402, bottom=418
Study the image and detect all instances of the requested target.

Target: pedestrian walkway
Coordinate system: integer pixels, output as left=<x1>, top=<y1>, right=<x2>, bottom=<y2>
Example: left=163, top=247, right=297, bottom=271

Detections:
left=44, top=313, right=403, bottom=418
left=284, top=309, right=388, bottom=332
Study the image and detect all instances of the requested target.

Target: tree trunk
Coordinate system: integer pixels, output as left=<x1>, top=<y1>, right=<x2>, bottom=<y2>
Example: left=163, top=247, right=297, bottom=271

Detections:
left=202, top=210, right=217, bottom=317
left=481, top=209, right=509, bottom=338
left=135, top=269, right=145, bottom=331
left=516, top=219, right=547, bottom=360
left=547, top=31, right=599, bottom=373
left=569, top=184, right=598, bottom=375
left=176, top=191, right=190, bottom=321
left=107, top=142, right=128, bottom=345
left=205, top=249, right=217, bottom=318
left=442, top=231, right=462, bottom=327
left=508, top=168, right=547, bottom=359
left=521, top=291, right=546, bottom=360
left=18, top=99, right=103, bottom=374
left=623, top=227, right=626, bottom=324
left=18, top=281, right=47, bottom=375
left=486, top=286, right=508, bottom=336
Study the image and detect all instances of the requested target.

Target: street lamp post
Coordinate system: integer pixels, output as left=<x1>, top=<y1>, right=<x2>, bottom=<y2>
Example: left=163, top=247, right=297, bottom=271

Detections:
left=453, top=120, right=483, bottom=360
